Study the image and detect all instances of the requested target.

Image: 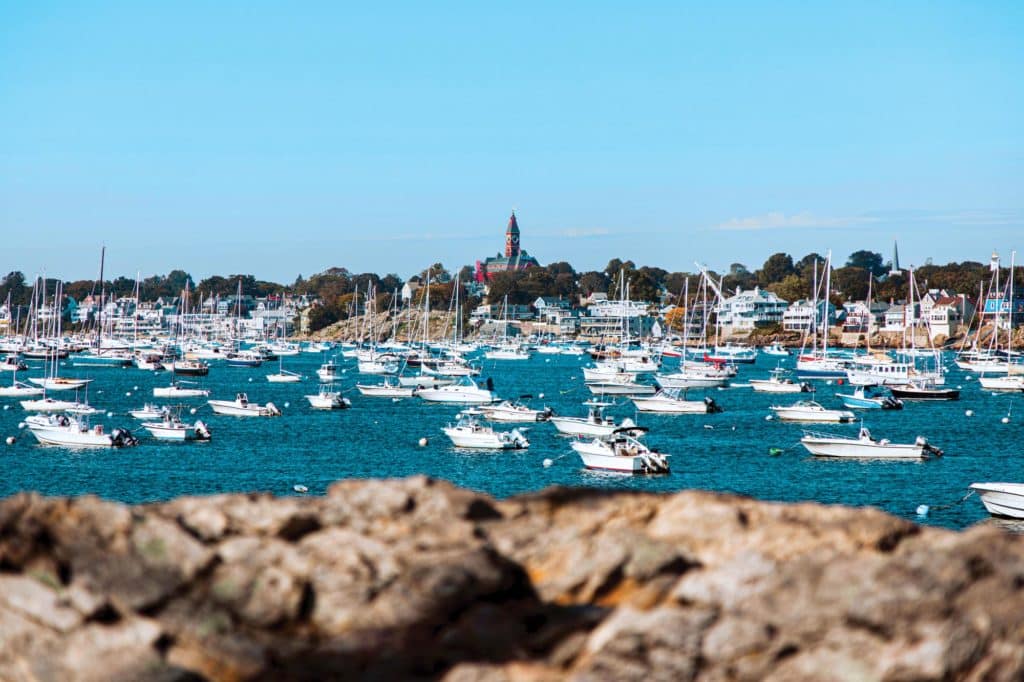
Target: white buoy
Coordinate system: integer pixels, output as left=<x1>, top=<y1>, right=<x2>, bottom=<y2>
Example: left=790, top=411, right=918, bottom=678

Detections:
left=284, top=402, right=290, bottom=408
left=2, top=405, right=8, bottom=410
left=418, top=437, right=428, bottom=447
left=125, top=391, right=132, bottom=397
left=916, top=504, right=929, bottom=517
left=18, top=422, right=25, bottom=429
left=106, top=411, right=113, bottom=417
left=1002, top=416, right=1010, bottom=424
left=293, top=484, right=308, bottom=494
left=965, top=410, right=974, bottom=417
left=539, top=393, right=545, bottom=399
left=249, top=377, right=253, bottom=382
left=826, top=380, right=833, bottom=386
left=542, top=458, right=553, bottom=467
left=703, top=424, right=714, bottom=430
left=765, top=415, right=773, bottom=421
left=133, top=385, right=139, bottom=391
left=5, top=436, right=14, bottom=445
left=190, top=408, right=197, bottom=415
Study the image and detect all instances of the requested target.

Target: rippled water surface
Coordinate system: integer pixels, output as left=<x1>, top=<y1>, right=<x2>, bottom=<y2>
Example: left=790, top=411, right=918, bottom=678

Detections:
left=2, top=351, right=1021, bottom=530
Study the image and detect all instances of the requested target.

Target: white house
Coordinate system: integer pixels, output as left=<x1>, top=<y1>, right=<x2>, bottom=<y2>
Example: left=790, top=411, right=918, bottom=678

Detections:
left=782, top=299, right=837, bottom=332
left=715, top=287, right=788, bottom=332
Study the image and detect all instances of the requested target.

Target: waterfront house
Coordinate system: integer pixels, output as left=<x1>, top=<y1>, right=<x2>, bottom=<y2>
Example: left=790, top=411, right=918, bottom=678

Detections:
left=715, top=287, right=788, bottom=333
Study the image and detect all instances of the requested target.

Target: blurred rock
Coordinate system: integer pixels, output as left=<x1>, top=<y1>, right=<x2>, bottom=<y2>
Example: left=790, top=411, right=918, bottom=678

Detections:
left=1, top=481, right=1023, bottom=680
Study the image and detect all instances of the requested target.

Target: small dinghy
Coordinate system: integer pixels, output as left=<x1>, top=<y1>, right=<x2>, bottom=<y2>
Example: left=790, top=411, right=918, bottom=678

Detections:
left=154, top=381, right=209, bottom=398
left=631, top=390, right=722, bottom=414
left=750, top=368, right=811, bottom=394
left=480, top=398, right=553, bottom=422
left=550, top=400, right=638, bottom=438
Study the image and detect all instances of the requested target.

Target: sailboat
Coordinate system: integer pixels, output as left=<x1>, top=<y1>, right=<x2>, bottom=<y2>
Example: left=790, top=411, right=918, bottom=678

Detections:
left=484, top=296, right=530, bottom=360
left=978, top=251, right=1024, bottom=391
left=795, top=253, right=849, bottom=380
left=266, top=355, right=303, bottom=382
left=27, top=280, right=93, bottom=392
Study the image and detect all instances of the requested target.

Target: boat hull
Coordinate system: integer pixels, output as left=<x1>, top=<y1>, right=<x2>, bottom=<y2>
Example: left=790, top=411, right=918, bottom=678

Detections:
left=800, top=438, right=925, bottom=458
left=970, top=483, right=1024, bottom=519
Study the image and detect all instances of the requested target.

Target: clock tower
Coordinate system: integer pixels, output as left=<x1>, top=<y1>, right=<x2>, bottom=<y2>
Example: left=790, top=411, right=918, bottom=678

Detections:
left=505, top=211, right=520, bottom=258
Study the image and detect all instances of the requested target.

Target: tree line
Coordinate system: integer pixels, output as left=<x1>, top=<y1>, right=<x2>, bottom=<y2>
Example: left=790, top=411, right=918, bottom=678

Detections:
left=2, top=250, right=1018, bottom=333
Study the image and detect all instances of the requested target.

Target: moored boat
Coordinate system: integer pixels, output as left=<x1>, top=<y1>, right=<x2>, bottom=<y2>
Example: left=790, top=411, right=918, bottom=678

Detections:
left=571, top=427, right=670, bottom=474
left=800, top=427, right=940, bottom=459
left=207, top=393, right=281, bottom=417
left=969, top=483, right=1024, bottom=519
left=770, top=400, right=855, bottom=423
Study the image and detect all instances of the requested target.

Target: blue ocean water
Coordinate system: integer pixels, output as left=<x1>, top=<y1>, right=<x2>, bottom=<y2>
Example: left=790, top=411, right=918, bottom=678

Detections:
left=1, top=351, right=1021, bottom=530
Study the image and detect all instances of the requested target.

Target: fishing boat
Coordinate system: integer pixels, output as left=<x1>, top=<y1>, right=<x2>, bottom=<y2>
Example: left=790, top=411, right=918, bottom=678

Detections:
left=153, top=381, right=210, bottom=398
left=631, top=390, right=721, bottom=414
left=571, top=427, right=670, bottom=473
left=0, top=355, right=27, bottom=372
left=583, top=366, right=638, bottom=383
left=800, top=427, right=941, bottom=459
left=888, top=381, right=960, bottom=401
left=208, top=393, right=281, bottom=417
left=706, top=343, right=757, bottom=364
left=226, top=350, right=264, bottom=367
left=20, top=396, right=83, bottom=412
left=550, top=401, right=637, bottom=437
left=836, top=386, right=903, bottom=410
left=480, top=399, right=553, bottom=422
left=305, top=387, right=351, bottom=410
left=749, top=368, right=812, bottom=394
left=442, top=411, right=530, bottom=449
left=969, top=483, right=1024, bottom=519
left=416, top=376, right=497, bottom=404
left=168, top=359, right=210, bottom=376
left=25, top=414, right=138, bottom=448
left=586, top=379, right=656, bottom=396
left=770, top=400, right=855, bottom=423
left=141, top=414, right=211, bottom=441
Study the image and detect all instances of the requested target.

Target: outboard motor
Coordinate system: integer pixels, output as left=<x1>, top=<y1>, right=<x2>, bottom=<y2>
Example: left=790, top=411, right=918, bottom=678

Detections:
left=916, top=436, right=944, bottom=458
left=194, top=420, right=212, bottom=441
left=266, top=402, right=282, bottom=416
left=704, top=396, right=723, bottom=414
left=486, top=377, right=494, bottom=392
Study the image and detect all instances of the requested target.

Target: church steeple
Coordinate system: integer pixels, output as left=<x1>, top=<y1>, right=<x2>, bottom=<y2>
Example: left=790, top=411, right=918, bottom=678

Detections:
left=889, top=240, right=901, bottom=276
left=505, top=211, right=521, bottom=258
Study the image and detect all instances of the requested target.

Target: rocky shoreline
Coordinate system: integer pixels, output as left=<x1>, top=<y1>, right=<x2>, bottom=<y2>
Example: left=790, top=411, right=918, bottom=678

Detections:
left=2, top=478, right=1023, bottom=681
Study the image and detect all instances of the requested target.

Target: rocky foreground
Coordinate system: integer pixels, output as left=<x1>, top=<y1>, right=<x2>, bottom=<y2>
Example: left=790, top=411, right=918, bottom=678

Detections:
left=1, top=479, right=1023, bottom=681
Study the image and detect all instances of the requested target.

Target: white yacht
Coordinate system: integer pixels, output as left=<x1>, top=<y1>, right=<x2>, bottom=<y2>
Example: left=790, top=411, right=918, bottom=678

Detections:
left=770, top=401, right=855, bottom=423
left=154, top=381, right=210, bottom=398
left=969, top=483, right=1024, bottom=519
left=25, top=414, right=138, bottom=448
left=305, top=388, right=351, bottom=410
left=416, top=376, right=497, bottom=404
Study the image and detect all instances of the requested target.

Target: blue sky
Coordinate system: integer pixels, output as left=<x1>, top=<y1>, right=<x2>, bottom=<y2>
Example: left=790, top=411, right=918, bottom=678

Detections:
left=1, top=1, right=1022, bottom=282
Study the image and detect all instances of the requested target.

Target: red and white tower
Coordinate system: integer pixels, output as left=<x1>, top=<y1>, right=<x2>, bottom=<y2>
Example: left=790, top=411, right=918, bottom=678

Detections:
left=505, top=211, right=520, bottom=258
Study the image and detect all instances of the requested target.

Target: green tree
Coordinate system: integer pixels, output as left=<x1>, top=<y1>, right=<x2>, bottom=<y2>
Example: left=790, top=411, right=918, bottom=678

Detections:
left=770, top=274, right=808, bottom=303
left=757, top=253, right=795, bottom=285
left=578, top=271, right=609, bottom=295
left=832, top=266, right=870, bottom=302
left=846, top=250, right=885, bottom=278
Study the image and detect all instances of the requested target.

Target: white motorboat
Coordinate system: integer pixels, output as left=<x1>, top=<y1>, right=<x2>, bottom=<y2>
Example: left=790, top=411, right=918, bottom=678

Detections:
left=480, top=399, right=553, bottom=422
left=130, top=403, right=170, bottom=419
left=208, top=393, right=282, bottom=417
left=762, top=342, right=790, bottom=357
left=749, top=368, right=812, bottom=394
left=583, top=366, right=638, bottom=383
left=25, top=414, right=138, bottom=448
left=845, top=357, right=913, bottom=386
left=153, top=381, right=210, bottom=398
left=305, top=388, right=351, bottom=410
left=442, top=412, right=529, bottom=449
left=416, top=376, right=497, bottom=404
left=142, top=415, right=211, bottom=441
left=483, top=345, right=531, bottom=361
left=800, top=427, right=941, bottom=459
left=356, top=377, right=416, bottom=398
left=572, top=428, right=670, bottom=474
left=631, top=390, right=721, bottom=414
left=357, top=356, right=401, bottom=375
left=316, top=361, right=341, bottom=382
left=969, top=482, right=1024, bottom=519
left=397, top=373, right=455, bottom=388
left=27, top=377, right=93, bottom=391
left=550, top=401, right=637, bottom=438
left=770, top=400, right=855, bottom=423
